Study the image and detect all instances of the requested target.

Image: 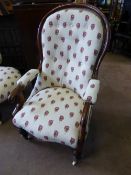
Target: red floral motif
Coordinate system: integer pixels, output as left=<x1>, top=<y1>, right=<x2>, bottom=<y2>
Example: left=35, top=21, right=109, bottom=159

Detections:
left=57, top=92, right=61, bottom=95
left=70, top=14, right=74, bottom=20
left=82, top=70, right=86, bottom=76
left=60, top=51, right=64, bottom=57
left=31, top=107, right=35, bottom=112
left=71, top=67, right=74, bottom=72
left=69, top=80, right=72, bottom=85
left=51, top=82, right=54, bottom=86
left=47, top=50, right=50, bottom=56
left=75, top=121, right=79, bottom=128
left=47, top=36, right=51, bottom=41
left=67, top=45, right=71, bottom=50
left=67, top=59, right=70, bottom=64
left=54, top=44, right=58, bottom=49
left=44, top=110, right=49, bottom=116
left=74, top=102, right=78, bottom=106
left=87, top=96, right=92, bottom=102
left=97, top=33, right=102, bottom=39
left=48, top=94, right=51, bottom=98
left=65, top=104, right=69, bottom=109
left=61, top=37, right=65, bottom=42
left=90, top=84, right=95, bottom=88
left=83, top=31, right=87, bottom=38
left=80, top=47, right=84, bottom=53
left=21, top=112, right=25, bottom=118
left=64, top=72, right=68, bottom=77
left=76, top=23, right=80, bottom=28
left=55, top=29, right=59, bottom=35
left=49, top=21, right=53, bottom=27
left=38, top=98, right=43, bottom=101
left=51, top=100, right=55, bottom=104
left=73, top=53, right=76, bottom=58
left=48, top=120, right=53, bottom=126
left=45, top=90, right=49, bottom=93
left=69, top=30, right=73, bottom=36
left=57, top=77, right=60, bottom=82
left=34, top=115, right=39, bottom=121
left=13, top=118, right=16, bottom=124
left=94, top=49, right=98, bottom=56
left=80, top=84, right=83, bottom=89
left=75, top=75, right=79, bottom=80
left=43, top=76, right=47, bottom=81
left=45, top=63, right=49, bottom=68
left=25, top=121, right=29, bottom=127
left=54, top=130, right=58, bottom=137
left=78, top=61, right=82, bottom=67
left=51, top=70, right=55, bottom=75
left=41, top=103, right=45, bottom=107
left=59, top=115, right=64, bottom=121
left=63, top=22, right=67, bottom=28
left=61, top=141, right=65, bottom=145
left=87, top=40, right=92, bottom=46
left=56, top=14, right=60, bottom=20
left=44, top=136, right=48, bottom=140
left=69, top=112, right=74, bottom=117
left=64, top=126, right=69, bottom=132
left=60, top=97, right=64, bottom=101
left=70, top=96, right=74, bottom=99
left=85, top=15, right=89, bottom=21
left=54, top=57, right=57, bottom=62
left=70, top=137, right=75, bottom=144
left=58, top=65, right=62, bottom=70
left=55, top=107, right=59, bottom=112
left=75, top=38, right=79, bottom=44
left=91, top=24, right=95, bottom=30
left=38, top=125, right=43, bottom=131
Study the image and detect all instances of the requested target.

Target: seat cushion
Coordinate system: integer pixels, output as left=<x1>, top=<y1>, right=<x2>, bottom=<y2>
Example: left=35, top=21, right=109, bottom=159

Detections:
left=0, top=67, right=21, bottom=103
left=13, top=87, right=85, bottom=148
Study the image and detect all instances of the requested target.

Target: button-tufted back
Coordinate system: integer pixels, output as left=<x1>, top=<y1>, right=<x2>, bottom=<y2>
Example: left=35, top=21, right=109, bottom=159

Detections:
left=40, top=7, right=104, bottom=100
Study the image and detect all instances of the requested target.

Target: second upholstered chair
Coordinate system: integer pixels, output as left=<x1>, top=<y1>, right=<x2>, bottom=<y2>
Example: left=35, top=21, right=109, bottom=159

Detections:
left=9, top=4, right=110, bottom=165
left=0, top=54, right=21, bottom=124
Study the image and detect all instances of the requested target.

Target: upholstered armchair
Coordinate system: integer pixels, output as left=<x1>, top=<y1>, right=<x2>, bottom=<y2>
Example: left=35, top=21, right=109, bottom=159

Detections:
left=0, top=54, right=21, bottom=124
left=9, top=4, right=110, bottom=165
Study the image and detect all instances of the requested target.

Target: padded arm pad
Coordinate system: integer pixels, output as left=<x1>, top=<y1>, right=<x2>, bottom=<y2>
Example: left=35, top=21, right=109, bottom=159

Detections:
left=83, top=79, right=100, bottom=104
left=17, top=69, right=39, bottom=87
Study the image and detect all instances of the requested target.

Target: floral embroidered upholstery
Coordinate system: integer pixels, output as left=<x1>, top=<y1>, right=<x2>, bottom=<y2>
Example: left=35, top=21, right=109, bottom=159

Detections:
left=0, top=67, right=21, bottom=103
left=13, top=87, right=85, bottom=148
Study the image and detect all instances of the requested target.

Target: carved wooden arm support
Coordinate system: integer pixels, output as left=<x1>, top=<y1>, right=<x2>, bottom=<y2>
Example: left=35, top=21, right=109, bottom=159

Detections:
left=8, top=84, right=25, bottom=116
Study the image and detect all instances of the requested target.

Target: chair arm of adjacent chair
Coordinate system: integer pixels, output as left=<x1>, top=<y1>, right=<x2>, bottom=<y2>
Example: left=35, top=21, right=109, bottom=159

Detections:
left=83, top=79, right=100, bottom=104
left=17, top=69, right=39, bottom=88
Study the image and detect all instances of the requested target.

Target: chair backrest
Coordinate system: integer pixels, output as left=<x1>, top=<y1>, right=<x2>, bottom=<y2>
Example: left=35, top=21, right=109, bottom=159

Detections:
left=37, top=4, right=110, bottom=100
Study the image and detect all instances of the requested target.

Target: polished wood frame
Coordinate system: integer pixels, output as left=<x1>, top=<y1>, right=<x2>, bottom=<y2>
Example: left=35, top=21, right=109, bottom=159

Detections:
left=9, top=3, right=110, bottom=165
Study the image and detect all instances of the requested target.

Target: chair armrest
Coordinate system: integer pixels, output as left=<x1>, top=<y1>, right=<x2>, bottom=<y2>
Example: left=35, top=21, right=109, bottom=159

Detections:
left=17, top=69, right=39, bottom=87
left=83, top=79, right=100, bottom=104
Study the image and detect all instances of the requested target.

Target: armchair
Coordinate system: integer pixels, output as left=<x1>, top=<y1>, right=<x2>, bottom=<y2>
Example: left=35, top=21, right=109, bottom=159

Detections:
left=0, top=54, right=21, bottom=124
left=9, top=3, right=110, bottom=165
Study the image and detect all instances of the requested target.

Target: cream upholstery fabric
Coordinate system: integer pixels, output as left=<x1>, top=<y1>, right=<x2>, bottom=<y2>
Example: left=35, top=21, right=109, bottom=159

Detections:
left=13, top=87, right=85, bottom=148
left=0, top=67, right=21, bottom=103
